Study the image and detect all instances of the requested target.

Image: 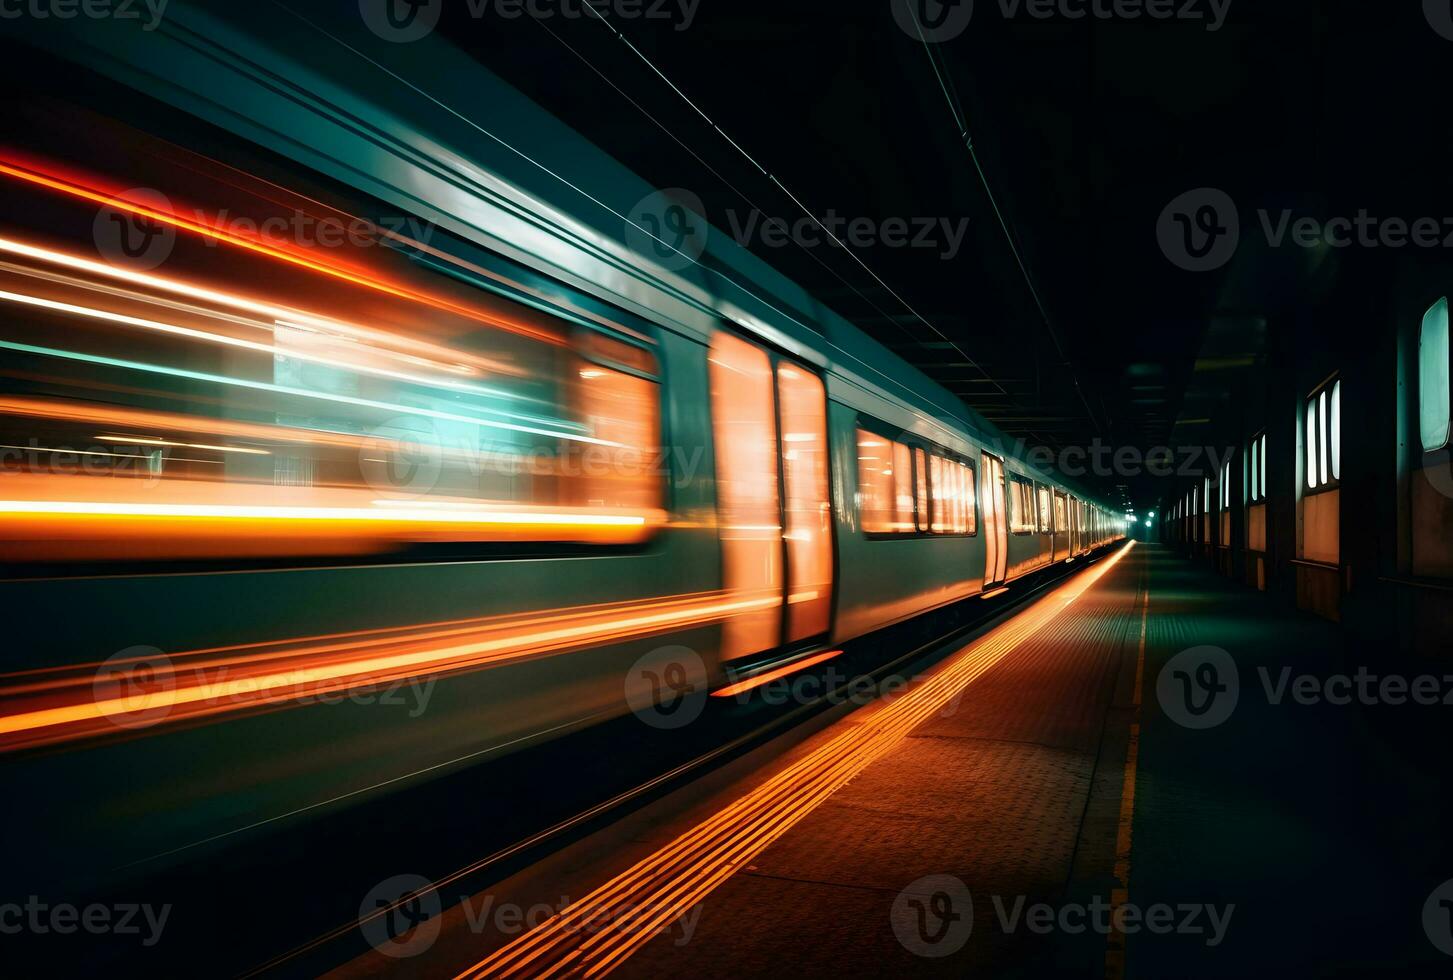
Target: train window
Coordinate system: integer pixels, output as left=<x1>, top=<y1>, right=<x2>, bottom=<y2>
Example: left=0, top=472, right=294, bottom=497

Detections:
left=1036, top=485, right=1052, bottom=533
left=1220, top=456, right=1233, bottom=510
left=946, top=459, right=962, bottom=533
left=894, top=443, right=915, bottom=530
left=857, top=432, right=897, bottom=533
left=1054, top=491, right=1068, bottom=532
left=1009, top=475, right=1036, bottom=534
left=778, top=364, right=832, bottom=642
left=1305, top=378, right=1340, bottom=492
left=914, top=449, right=930, bottom=532
left=710, top=332, right=782, bottom=659
left=1421, top=298, right=1452, bottom=452
left=930, top=454, right=949, bottom=532
left=963, top=460, right=978, bottom=535
left=0, top=139, right=668, bottom=562
left=857, top=431, right=920, bottom=535
left=919, top=454, right=976, bottom=536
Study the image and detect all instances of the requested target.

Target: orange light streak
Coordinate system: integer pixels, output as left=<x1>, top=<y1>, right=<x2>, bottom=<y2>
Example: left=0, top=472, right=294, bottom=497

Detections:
left=453, top=542, right=1136, bottom=979
left=0, top=590, right=778, bottom=752
left=0, top=475, right=665, bottom=561
left=0, top=161, right=565, bottom=346
left=710, top=649, right=844, bottom=699
left=96, top=434, right=271, bottom=455
left=0, top=397, right=447, bottom=460
left=0, top=285, right=504, bottom=397
left=0, top=235, right=526, bottom=376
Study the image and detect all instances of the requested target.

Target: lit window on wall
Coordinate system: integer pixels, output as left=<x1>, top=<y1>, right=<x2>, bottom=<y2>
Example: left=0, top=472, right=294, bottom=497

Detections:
left=1421, top=297, right=1451, bottom=453
left=1330, top=381, right=1341, bottom=481
left=1259, top=433, right=1266, bottom=499
left=1305, top=379, right=1340, bottom=491
left=1249, top=438, right=1259, bottom=501
left=1247, top=432, right=1269, bottom=502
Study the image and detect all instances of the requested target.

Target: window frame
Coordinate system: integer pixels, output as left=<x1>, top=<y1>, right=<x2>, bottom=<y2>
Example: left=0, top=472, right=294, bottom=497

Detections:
left=1036, top=483, right=1053, bottom=534
left=1420, top=296, right=1452, bottom=454
left=855, top=417, right=979, bottom=539
left=1304, top=376, right=1341, bottom=495
left=1247, top=431, right=1267, bottom=503
left=1008, top=474, right=1036, bottom=535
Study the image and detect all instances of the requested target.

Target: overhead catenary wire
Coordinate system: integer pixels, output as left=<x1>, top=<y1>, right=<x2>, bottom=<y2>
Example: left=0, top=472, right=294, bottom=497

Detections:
left=526, top=13, right=1000, bottom=401
left=573, top=1, right=1013, bottom=403
left=903, top=0, right=1109, bottom=439
left=268, top=0, right=1011, bottom=435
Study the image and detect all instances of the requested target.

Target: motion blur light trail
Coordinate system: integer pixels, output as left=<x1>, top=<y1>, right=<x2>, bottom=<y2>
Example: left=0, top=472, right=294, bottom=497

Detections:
left=0, top=158, right=567, bottom=346
left=710, top=648, right=844, bottom=699
left=454, top=543, right=1135, bottom=979
left=0, top=235, right=532, bottom=383
left=0, top=590, right=778, bottom=753
left=0, top=474, right=665, bottom=561
left=0, top=174, right=666, bottom=560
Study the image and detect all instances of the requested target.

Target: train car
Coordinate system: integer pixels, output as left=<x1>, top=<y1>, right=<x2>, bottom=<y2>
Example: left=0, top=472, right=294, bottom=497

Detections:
left=0, top=3, right=1122, bottom=897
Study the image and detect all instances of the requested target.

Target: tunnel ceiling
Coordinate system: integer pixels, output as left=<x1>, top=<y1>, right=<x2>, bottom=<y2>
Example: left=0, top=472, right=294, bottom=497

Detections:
left=438, top=0, right=1439, bottom=504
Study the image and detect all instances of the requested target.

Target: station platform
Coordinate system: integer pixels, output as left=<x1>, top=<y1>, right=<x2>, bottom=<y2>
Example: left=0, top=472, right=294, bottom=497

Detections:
left=334, top=543, right=1452, bottom=979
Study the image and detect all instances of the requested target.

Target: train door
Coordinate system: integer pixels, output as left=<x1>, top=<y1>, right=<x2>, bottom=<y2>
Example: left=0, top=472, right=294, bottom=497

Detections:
left=709, top=331, right=834, bottom=661
left=1053, top=490, right=1070, bottom=561
left=776, top=362, right=833, bottom=645
left=981, top=453, right=1009, bottom=588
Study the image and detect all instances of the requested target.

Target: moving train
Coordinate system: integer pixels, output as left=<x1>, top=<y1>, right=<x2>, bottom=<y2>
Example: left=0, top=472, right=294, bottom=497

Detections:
left=0, top=3, right=1123, bottom=895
